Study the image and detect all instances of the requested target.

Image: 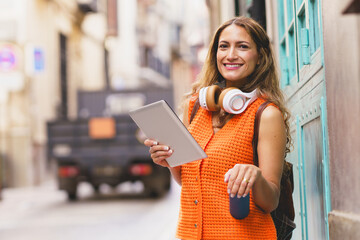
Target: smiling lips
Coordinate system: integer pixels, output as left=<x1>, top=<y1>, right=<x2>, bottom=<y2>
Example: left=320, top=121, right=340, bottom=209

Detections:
left=224, top=63, right=243, bottom=70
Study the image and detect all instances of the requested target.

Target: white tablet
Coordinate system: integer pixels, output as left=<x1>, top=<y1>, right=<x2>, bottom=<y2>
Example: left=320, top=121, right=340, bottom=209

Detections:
left=129, top=100, right=207, bottom=167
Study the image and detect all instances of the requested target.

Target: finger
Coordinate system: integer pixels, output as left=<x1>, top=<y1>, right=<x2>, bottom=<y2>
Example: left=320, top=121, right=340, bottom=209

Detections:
left=242, top=176, right=254, bottom=198
left=224, top=169, right=232, bottom=183
left=227, top=165, right=242, bottom=197
left=151, top=149, right=173, bottom=159
left=227, top=168, right=236, bottom=193
left=151, top=149, right=173, bottom=163
left=237, top=174, right=251, bottom=198
left=153, top=154, right=172, bottom=167
left=230, top=169, right=246, bottom=198
left=149, top=145, right=171, bottom=154
left=144, top=139, right=158, bottom=147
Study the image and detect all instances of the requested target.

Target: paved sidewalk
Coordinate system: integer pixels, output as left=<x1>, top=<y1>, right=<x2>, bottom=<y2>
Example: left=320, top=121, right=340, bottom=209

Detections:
left=0, top=179, right=181, bottom=240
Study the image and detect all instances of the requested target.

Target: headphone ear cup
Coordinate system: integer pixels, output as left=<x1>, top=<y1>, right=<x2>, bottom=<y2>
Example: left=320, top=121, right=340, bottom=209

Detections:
left=220, top=87, right=258, bottom=114
left=200, top=85, right=258, bottom=113
left=205, top=85, right=221, bottom=111
left=218, top=87, right=238, bottom=112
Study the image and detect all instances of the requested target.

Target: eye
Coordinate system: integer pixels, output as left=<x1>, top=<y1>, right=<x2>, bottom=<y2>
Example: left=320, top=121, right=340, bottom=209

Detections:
left=239, top=44, right=249, bottom=49
left=218, top=43, right=228, bottom=49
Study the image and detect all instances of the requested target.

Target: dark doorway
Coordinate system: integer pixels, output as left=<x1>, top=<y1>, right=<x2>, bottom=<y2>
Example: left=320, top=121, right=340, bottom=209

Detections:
left=247, top=0, right=267, bottom=31
left=59, top=34, right=68, bottom=119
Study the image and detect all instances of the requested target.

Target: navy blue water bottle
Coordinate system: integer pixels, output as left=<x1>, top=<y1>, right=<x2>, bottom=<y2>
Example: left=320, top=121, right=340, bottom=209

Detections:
left=229, top=194, right=250, bottom=219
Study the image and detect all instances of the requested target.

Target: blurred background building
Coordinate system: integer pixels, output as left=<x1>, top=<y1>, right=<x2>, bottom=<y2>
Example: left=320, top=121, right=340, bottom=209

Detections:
left=0, top=0, right=359, bottom=239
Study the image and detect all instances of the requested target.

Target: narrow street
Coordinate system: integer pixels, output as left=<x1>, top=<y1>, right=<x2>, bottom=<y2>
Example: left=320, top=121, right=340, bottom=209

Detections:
left=0, top=178, right=181, bottom=240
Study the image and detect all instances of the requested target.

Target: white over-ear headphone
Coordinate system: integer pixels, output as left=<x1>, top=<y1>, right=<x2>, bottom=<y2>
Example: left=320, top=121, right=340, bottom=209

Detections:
left=199, top=85, right=258, bottom=114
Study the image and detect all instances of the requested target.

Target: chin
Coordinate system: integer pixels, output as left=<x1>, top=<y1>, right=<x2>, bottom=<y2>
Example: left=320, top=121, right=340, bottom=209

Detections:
left=224, top=76, right=246, bottom=82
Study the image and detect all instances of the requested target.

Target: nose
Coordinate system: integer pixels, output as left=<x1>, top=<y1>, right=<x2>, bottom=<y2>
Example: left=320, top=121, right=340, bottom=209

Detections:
left=227, top=46, right=238, bottom=60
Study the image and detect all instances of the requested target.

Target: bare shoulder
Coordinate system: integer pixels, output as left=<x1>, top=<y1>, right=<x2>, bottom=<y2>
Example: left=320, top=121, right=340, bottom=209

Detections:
left=258, top=105, right=286, bottom=158
left=259, top=105, right=286, bottom=136
left=260, top=105, right=284, bottom=124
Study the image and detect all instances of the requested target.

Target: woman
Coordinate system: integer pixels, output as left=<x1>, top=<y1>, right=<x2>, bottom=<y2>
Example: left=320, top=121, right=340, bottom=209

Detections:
left=144, top=16, right=291, bottom=240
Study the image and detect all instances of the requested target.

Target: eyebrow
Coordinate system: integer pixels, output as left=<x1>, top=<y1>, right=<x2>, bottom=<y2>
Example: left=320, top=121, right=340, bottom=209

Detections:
left=218, top=40, right=251, bottom=45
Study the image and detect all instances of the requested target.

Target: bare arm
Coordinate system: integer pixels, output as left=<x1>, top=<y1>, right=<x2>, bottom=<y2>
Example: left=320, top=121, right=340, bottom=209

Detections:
left=225, top=106, right=286, bottom=213
left=252, top=105, right=285, bottom=212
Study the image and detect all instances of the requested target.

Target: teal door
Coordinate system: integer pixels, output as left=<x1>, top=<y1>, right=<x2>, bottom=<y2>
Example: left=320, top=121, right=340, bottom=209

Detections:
left=277, top=0, right=331, bottom=239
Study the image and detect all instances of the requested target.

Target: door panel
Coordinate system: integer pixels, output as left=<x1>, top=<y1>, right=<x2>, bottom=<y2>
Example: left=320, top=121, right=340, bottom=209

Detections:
left=302, top=117, right=326, bottom=240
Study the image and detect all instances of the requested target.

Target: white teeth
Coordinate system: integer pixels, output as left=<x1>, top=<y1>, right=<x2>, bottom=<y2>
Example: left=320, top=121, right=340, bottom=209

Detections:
left=225, top=64, right=241, bottom=67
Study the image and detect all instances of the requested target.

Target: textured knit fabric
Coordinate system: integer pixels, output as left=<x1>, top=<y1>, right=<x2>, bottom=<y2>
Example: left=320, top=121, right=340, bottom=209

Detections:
left=175, top=95, right=277, bottom=240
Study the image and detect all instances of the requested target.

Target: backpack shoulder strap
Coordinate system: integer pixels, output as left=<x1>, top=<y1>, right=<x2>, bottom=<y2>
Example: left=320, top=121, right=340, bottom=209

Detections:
left=252, top=101, right=271, bottom=167
left=189, top=98, right=200, bottom=124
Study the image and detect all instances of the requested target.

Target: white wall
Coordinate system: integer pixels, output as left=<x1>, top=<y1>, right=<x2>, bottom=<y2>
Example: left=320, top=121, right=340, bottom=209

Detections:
left=0, top=0, right=108, bottom=187
left=107, top=0, right=139, bottom=89
left=80, top=13, right=107, bottom=91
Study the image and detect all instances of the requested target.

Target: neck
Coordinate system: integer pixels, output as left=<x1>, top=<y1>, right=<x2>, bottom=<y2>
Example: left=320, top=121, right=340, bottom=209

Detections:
left=225, top=79, right=246, bottom=90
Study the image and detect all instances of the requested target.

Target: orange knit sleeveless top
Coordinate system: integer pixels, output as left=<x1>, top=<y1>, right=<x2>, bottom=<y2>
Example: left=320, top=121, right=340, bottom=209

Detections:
left=175, top=96, right=276, bottom=240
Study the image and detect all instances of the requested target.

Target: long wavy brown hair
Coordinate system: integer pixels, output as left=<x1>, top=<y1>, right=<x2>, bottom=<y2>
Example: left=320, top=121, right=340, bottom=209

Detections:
left=183, top=16, right=292, bottom=155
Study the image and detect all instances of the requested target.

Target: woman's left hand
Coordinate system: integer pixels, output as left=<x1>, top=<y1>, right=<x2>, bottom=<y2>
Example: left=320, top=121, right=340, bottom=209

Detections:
left=224, top=164, right=262, bottom=198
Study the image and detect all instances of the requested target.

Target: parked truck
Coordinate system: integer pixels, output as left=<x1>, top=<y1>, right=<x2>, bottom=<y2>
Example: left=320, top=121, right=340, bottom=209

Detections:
left=47, top=87, right=174, bottom=200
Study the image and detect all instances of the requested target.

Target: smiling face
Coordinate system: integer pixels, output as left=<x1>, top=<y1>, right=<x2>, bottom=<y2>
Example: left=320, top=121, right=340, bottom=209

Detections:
left=216, top=24, right=260, bottom=88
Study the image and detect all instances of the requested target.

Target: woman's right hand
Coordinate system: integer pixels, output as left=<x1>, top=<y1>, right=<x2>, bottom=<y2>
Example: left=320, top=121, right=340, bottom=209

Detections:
left=144, top=139, right=173, bottom=168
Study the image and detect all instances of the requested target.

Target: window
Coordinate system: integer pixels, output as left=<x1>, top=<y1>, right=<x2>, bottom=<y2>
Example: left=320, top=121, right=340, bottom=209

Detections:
left=297, top=5, right=307, bottom=68
left=278, top=0, right=296, bottom=85
left=309, top=0, right=320, bottom=54
left=278, top=0, right=321, bottom=86
left=280, top=41, right=289, bottom=86
left=288, top=27, right=296, bottom=79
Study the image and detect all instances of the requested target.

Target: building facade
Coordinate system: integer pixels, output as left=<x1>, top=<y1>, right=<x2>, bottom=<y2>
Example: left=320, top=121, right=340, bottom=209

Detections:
left=322, top=0, right=360, bottom=239
left=0, top=0, right=107, bottom=187
left=136, top=0, right=210, bottom=110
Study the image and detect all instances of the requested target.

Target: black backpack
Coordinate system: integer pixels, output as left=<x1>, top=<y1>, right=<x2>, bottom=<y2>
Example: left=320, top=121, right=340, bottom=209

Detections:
left=190, top=99, right=296, bottom=240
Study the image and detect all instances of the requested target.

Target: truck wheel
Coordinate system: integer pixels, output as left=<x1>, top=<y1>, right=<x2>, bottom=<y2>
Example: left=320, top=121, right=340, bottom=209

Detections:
left=159, top=180, right=171, bottom=197
left=67, top=191, right=77, bottom=201
left=163, top=177, right=171, bottom=191
left=148, top=189, right=160, bottom=198
left=92, top=185, right=100, bottom=193
left=144, top=181, right=170, bottom=198
left=143, top=182, right=160, bottom=198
